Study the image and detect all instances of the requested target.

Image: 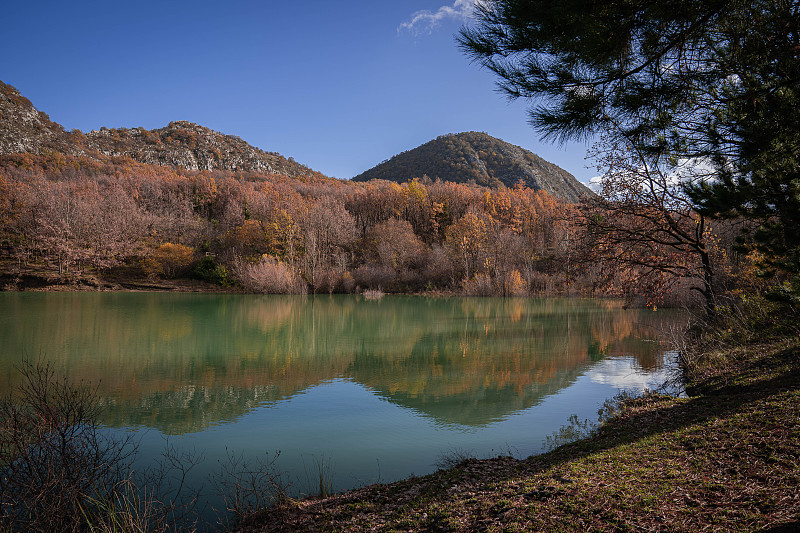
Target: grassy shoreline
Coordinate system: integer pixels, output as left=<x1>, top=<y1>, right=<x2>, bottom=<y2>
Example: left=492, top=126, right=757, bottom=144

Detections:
left=236, top=335, right=799, bottom=532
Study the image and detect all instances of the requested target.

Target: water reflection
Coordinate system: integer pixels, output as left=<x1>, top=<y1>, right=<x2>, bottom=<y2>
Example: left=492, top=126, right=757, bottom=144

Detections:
left=588, top=351, right=678, bottom=393
left=0, top=293, right=681, bottom=434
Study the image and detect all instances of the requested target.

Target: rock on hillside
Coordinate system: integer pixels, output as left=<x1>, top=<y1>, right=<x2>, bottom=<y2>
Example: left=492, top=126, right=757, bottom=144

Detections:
left=0, top=80, right=325, bottom=179
left=352, top=131, right=590, bottom=202
left=0, top=80, right=81, bottom=155
left=82, top=121, right=323, bottom=178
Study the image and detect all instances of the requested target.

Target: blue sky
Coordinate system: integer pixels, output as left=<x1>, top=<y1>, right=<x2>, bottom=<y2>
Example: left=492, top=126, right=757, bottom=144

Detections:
left=1, top=1, right=593, bottom=182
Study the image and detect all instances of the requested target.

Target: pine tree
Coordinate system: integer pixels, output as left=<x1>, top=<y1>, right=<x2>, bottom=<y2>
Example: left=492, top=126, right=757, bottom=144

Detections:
left=459, top=0, right=800, bottom=298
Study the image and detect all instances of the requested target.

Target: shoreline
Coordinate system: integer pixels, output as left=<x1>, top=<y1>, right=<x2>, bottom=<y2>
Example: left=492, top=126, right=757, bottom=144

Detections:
left=0, top=262, right=239, bottom=293
left=233, top=336, right=799, bottom=532
left=0, top=265, right=649, bottom=304
left=4, top=266, right=796, bottom=530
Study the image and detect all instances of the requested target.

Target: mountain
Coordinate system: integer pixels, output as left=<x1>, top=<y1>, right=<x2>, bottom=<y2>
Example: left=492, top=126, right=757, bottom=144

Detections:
left=352, top=131, right=590, bottom=201
left=0, top=80, right=76, bottom=155
left=0, top=80, right=325, bottom=179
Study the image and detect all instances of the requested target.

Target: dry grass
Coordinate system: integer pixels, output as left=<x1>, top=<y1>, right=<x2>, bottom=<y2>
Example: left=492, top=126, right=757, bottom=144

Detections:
left=362, top=288, right=385, bottom=300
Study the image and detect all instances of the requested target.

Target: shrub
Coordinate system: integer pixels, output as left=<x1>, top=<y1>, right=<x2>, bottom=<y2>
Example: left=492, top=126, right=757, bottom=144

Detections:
left=362, top=288, right=385, bottom=300
left=234, top=255, right=307, bottom=294
left=143, top=243, right=195, bottom=279
left=527, top=270, right=558, bottom=295
left=340, top=271, right=356, bottom=294
left=500, top=269, right=527, bottom=297
left=0, top=362, right=136, bottom=532
left=1, top=363, right=204, bottom=532
left=209, top=450, right=291, bottom=529
left=353, top=264, right=395, bottom=291
left=422, top=244, right=455, bottom=288
left=313, top=268, right=348, bottom=295
left=190, top=255, right=231, bottom=286
left=462, top=273, right=495, bottom=296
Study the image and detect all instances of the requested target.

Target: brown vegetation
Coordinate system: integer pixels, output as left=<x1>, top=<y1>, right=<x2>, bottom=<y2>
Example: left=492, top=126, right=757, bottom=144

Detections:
left=234, top=255, right=307, bottom=295
left=0, top=152, right=602, bottom=299
left=0, top=80, right=752, bottom=305
left=0, top=362, right=202, bottom=532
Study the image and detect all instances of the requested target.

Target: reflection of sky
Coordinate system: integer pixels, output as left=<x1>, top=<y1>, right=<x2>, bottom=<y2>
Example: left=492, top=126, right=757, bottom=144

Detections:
left=587, top=352, right=679, bottom=394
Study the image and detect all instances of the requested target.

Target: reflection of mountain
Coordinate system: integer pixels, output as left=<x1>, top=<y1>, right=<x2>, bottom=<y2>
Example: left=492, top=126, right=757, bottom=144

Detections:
left=348, top=324, right=589, bottom=427
left=99, top=384, right=289, bottom=434
left=363, top=364, right=582, bottom=428
left=0, top=294, right=682, bottom=434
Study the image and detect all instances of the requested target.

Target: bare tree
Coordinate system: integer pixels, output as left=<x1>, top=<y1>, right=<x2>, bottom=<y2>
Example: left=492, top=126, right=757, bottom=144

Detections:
left=579, top=138, right=724, bottom=309
left=301, top=197, right=356, bottom=292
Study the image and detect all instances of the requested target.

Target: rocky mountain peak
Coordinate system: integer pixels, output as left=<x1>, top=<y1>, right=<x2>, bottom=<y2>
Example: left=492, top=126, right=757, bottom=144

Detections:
left=0, top=80, right=326, bottom=180
left=0, top=80, right=78, bottom=155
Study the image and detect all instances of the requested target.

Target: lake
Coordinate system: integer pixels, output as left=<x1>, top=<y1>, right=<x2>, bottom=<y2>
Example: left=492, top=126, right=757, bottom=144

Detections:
left=0, top=293, right=685, bottom=522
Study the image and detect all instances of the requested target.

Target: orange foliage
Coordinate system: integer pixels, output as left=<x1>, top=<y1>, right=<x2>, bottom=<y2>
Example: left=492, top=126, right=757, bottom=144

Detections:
left=0, top=152, right=589, bottom=295
left=145, top=243, right=195, bottom=278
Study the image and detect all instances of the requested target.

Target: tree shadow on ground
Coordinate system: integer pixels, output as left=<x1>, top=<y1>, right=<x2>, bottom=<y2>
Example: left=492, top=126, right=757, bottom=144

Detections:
left=523, top=342, right=798, bottom=466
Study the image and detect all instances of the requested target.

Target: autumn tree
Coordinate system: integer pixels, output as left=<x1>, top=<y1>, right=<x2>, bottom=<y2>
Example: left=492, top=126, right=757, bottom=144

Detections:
left=0, top=151, right=587, bottom=295
left=0, top=171, right=35, bottom=269
left=396, top=179, right=438, bottom=242
left=345, top=182, right=401, bottom=237
left=221, top=219, right=269, bottom=260
left=578, top=140, right=724, bottom=308
left=359, top=218, right=427, bottom=290
left=212, top=176, right=247, bottom=232
left=145, top=243, right=195, bottom=278
left=373, top=219, right=426, bottom=272
left=445, top=209, right=492, bottom=282
left=20, top=179, right=144, bottom=274
left=301, top=197, right=357, bottom=292
left=84, top=180, right=147, bottom=269
left=428, top=180, right=478, bottom=233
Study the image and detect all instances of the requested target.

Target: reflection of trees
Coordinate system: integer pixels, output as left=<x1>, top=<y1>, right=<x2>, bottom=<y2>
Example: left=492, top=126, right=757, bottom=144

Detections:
left=351, top=341, right=582, bottom=427
left=347, top=298, right=672, bottom=426
left=0, top=294, right=684, bottom=434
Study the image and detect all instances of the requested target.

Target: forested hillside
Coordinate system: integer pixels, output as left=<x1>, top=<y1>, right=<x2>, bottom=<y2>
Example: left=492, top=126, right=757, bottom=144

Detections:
left=352, top=132, right=590, bottom=202
left=0, top=152, right=577, bottom=295
left=0, top=81, right=738, bottom=304
left=0, top=81, right=591, bottom=297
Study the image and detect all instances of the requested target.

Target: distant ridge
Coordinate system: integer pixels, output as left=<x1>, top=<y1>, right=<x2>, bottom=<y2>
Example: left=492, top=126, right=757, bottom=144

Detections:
left=82, top=121, right=325, bottom=178
left=0, top=80, right=326, bottom=179
left=352, top=132, right=590, bottom=202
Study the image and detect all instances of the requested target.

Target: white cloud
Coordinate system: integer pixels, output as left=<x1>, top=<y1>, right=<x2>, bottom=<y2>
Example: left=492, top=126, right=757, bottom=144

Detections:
left=588, top=156, right=718, bottom=195
left=399, top=0, right=482, bottom=35
left=587, top=175, right=604, bottom=193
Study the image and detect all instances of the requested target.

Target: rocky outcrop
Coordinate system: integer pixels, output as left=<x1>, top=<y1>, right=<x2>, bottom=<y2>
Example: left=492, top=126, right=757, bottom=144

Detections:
left=83, top=121, right=323, bottom=178
left=0, top=80, right=325, bottom=180
left=0, top=80, right=83, bottom=155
